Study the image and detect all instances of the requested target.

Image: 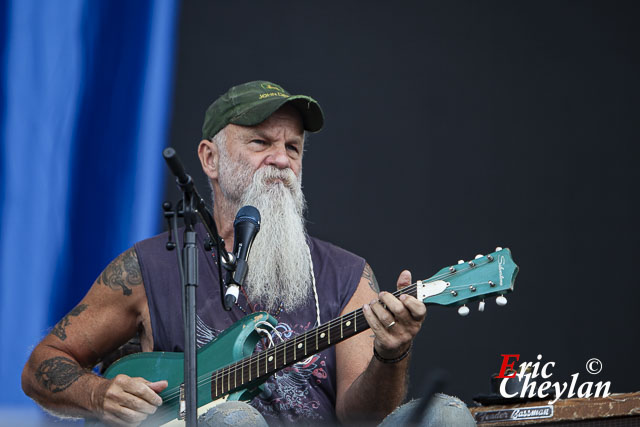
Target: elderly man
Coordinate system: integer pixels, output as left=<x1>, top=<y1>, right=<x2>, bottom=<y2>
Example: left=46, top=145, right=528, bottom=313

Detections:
left=22, top=81, right=474, bottom=425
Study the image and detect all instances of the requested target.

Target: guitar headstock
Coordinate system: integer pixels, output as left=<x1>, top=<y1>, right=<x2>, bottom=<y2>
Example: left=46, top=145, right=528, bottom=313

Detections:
left=417, top=247, right=518, bottom=315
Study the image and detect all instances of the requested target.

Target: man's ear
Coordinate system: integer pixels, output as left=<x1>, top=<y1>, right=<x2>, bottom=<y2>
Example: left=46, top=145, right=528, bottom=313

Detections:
left=198, top=139, right=219, bottom=180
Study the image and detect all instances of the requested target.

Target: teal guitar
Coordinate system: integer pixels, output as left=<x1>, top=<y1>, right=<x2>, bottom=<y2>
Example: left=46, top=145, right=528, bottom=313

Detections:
left=100, top=248, right=519, bottom=426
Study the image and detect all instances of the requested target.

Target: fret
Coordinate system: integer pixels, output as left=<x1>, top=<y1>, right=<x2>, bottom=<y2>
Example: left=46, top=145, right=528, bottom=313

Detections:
left=227, top=368, right=230, bottom=393
left=264, top=350, right=267, bottom=375
left=340, top=316, right=343, bottom=338
left=249, top=358, right=252, bottom=382
left=283, top=340, right=286, bottom=366
left=234, top=365, right=237, bottom=389
left=354, top=310, right=357, bottom=331
left=241, top=363, right=243, bottom=385
left=305, top=332, right=307, bottom=355
left=293, top=336, right=296, bottom=360
left=214, top=370, right=218, bottom=397
left=315, top=327, right=319, bottom=350
left=328, top=323, right=331, bottom=345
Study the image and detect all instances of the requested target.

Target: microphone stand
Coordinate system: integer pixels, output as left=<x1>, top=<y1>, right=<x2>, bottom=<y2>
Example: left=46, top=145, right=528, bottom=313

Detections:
left=162, top=147, right=235, bottom=426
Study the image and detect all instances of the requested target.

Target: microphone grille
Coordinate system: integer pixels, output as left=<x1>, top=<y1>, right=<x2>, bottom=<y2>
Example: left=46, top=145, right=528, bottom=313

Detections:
left=234, top=205, right=261, bottom=228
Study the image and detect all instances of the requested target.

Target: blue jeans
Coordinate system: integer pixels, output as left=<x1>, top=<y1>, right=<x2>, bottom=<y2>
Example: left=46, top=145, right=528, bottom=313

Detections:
left=379, top=394, right=476, bottom=426
left=199, top=394, right=475, bottom=426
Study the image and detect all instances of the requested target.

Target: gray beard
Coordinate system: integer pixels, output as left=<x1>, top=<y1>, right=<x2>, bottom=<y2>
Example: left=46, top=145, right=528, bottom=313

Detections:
left=216, top=147, right=312, bottom=312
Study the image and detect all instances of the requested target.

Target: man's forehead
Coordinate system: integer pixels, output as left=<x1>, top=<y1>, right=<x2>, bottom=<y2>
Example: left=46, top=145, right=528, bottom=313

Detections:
left=231, top=106, right=304, bottom=138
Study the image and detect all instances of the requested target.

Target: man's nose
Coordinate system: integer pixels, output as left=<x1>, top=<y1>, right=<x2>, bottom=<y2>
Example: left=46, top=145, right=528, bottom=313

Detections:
left=264, top=145, right=291, bottom=169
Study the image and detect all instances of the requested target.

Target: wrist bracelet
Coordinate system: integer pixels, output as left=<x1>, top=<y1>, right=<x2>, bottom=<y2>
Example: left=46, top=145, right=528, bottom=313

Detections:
left=373, top=342, right=412, bottom=364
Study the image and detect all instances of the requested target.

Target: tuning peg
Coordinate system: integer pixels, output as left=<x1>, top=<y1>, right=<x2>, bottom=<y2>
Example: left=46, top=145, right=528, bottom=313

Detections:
left=457, top=260, right=465, bottom=264
left=457, top=305, right=470, bottom=316
left=496, top=295, right=508, bottom=306
left=478, top=300, right=485, bottom=312
left=475, top=254, right=484, bottom=259
left=495, top=246, right=503, bottom=251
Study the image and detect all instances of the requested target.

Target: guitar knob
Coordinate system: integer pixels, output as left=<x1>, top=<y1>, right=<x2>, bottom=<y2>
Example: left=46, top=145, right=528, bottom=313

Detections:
left=496, top=295, right=508, bottom=306
left=457, top=305, right=470, bottom=316
left=475, top=254, right=484, bottom=259
left=495, top=246, right=503, bottom=251
left=457, top=260, right=465, bottom=264
left=478, top=300, right=485, bottom=312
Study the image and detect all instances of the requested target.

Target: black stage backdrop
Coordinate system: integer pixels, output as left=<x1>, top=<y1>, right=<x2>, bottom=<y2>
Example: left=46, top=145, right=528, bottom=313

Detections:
left=164, top=1, right=640, bottom=404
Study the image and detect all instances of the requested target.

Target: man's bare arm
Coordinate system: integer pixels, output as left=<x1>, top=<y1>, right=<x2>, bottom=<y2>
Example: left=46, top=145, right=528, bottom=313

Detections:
left=21, top=248, right=167, bottom=425
left=335, top=265, right=426, bottom=423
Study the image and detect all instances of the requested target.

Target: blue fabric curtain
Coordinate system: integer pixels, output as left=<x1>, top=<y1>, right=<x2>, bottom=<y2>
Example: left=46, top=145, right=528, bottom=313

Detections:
left=0, top=0, right=178, bottom=416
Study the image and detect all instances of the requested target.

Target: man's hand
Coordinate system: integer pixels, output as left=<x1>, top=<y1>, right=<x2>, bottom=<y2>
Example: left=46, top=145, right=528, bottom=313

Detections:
left=335, top=268, right=427, bottom=422
left=362, top=270, right=427, bottom=359
left=95, top=375, right=167, bottom=426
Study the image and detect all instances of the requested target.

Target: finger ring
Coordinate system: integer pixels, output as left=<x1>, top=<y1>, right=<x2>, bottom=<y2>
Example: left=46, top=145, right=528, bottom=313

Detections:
left=386, top=321, right=396, bottom=328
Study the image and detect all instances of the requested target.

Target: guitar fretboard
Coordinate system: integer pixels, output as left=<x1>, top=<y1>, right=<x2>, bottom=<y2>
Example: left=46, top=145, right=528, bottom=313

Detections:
left=210, top=284, right=418, bottom=399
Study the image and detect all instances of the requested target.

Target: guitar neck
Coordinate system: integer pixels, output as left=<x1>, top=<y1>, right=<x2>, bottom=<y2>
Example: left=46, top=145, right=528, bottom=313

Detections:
left=210, top=284, right=418, bottom=399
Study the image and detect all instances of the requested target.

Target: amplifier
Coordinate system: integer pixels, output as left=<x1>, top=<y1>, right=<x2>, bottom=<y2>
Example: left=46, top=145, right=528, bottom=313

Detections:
left=470, top=392, right=640, bottom=426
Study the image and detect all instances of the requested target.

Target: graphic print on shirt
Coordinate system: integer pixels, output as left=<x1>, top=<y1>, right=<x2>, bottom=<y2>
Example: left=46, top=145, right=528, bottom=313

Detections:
left=250, top=321, right=329, bottom=422
left=195, top=314, right=223, bottom=348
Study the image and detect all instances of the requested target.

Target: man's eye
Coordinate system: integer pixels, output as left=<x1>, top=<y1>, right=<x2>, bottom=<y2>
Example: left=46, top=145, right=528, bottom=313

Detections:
left=287, top=145, right=300, bottom=153
left=251, top=139, right=267, bottom=145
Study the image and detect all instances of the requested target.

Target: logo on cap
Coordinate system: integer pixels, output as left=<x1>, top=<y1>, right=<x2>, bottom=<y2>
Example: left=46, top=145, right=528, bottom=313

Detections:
left=261, top=83, right=285, bottom=93
left=258, top=82, right=290, bottom=100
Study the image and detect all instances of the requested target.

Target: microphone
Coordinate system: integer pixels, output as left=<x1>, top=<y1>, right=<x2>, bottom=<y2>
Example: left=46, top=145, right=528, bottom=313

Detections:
left=163, top=147, right=193, bottom=193
left=224, top=206, right=261, bottom=310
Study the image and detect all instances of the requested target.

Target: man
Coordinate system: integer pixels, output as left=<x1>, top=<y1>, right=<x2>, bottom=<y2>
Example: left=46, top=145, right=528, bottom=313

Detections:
left=22, top=81, right=473, bottom=425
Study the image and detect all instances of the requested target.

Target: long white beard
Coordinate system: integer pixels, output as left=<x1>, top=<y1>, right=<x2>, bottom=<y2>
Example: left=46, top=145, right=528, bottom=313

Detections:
left=216, top=147, right=312, bottom=312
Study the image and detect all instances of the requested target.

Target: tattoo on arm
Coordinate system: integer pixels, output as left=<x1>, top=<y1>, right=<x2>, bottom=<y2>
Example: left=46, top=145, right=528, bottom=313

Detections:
left=35, top=356, right=85, bottom=393
left=363, top=263, right=380, bottom=293
left=96, top=248, right=142, bottom=296
left=51, top=304, right=88, bottom=341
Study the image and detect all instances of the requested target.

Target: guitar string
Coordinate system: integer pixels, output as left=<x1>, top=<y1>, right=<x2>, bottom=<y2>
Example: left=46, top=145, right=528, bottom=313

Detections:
left=154, top=277, right=504, bottom=412
left=152, top=257, right=504, bottom=409
left=151, top=278, right=504, bottom=421
left=201, top=258, right=498, bottom=388
left=153, top=279, right=421, bottom=405
left=152, top=257, right=505, bottom=408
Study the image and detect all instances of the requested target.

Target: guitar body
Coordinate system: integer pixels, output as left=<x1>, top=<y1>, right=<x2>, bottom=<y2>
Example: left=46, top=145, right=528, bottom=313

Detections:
left=101, top=312, right=277, bottom=426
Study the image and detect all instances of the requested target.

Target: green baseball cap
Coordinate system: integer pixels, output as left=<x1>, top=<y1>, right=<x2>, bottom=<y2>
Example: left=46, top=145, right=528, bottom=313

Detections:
left=202, top=80, right=324, bottom=140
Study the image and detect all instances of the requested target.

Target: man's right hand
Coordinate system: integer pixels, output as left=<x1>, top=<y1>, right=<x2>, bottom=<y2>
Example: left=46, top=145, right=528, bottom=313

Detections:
left=96, top=375, right=168, bottom=426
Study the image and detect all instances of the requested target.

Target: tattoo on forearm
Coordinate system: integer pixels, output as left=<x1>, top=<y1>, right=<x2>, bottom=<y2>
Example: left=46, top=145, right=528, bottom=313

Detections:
left=35, top=357, right=84, bottom=393
left=51, top=304, right=87, bottom=341
left=363, top=263, right=380, bottom=293
left=96, top=248, right=142, bottom=296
